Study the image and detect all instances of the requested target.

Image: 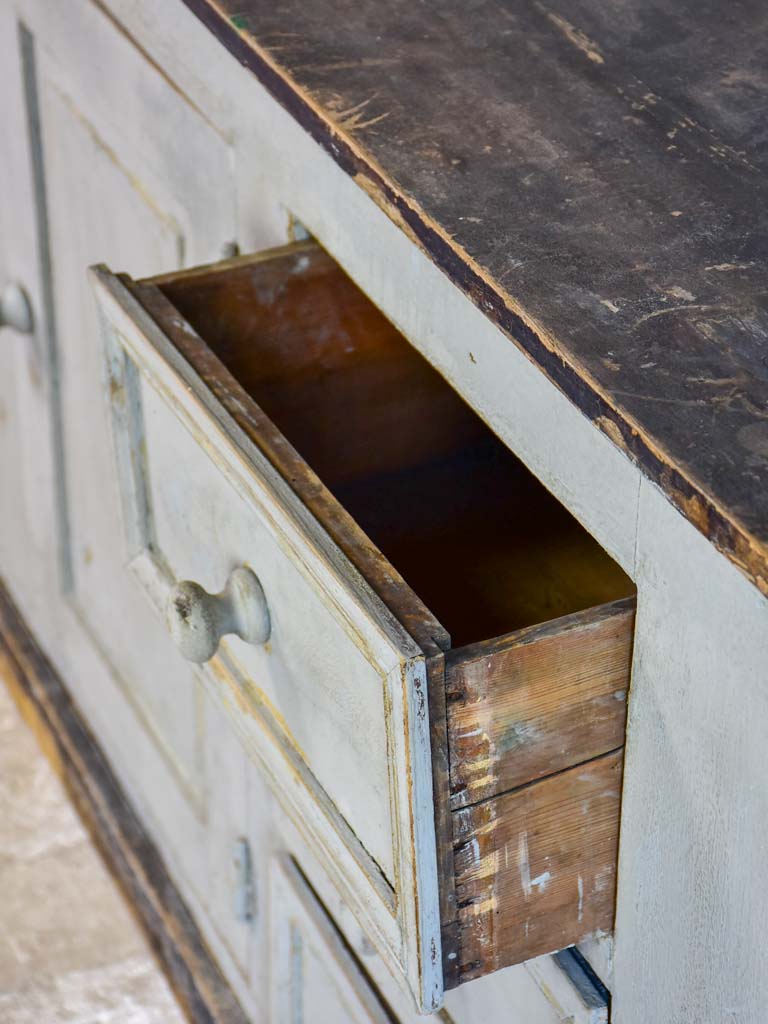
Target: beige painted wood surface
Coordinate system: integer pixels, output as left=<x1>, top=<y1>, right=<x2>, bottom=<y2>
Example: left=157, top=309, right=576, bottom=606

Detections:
left=454, top=750, right=622, bottom=980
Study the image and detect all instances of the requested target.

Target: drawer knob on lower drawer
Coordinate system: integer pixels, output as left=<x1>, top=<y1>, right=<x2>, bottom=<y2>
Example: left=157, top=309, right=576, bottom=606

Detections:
left=0, top=282, right=34, bottom=334
left=166, top=567, right=271, bottom=664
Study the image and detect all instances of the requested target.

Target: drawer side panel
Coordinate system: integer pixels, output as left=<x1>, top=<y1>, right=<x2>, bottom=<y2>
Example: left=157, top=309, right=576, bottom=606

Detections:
left=453, top=748, right=623, bottom=982
left=89, top=264, right=443, bottom=1012
left=446, top=598, right=634, bottom=808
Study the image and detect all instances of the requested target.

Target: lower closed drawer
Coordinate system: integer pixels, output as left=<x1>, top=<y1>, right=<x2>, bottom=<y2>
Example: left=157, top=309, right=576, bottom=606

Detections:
left=91, top=241, right=635, bottom=1010
left=271, top=855, right=393, bottom=1024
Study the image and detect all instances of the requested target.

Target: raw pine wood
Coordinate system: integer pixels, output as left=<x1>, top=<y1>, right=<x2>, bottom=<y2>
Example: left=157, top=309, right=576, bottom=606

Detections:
left=446, top=597, right=635, bottom=808
left=0, top=579, right=248, bottom=1024
left=453, top=749, right=623, bottom=983
left=130, top=272, right=450, bottom=657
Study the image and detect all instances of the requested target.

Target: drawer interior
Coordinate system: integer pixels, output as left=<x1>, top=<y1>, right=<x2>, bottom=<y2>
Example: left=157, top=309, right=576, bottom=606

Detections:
left=153, top=243, right=633, bottom=649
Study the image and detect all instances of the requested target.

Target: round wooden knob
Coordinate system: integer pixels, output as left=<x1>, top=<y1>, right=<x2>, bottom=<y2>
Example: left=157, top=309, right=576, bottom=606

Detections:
left=0, top=282, right=34, bottom=334
left=166, top=567, right=271, bottom=664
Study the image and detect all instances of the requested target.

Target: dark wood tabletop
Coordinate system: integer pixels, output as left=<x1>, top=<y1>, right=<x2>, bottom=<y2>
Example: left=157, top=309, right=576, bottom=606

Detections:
left=184, top=0, right=768, bottom=595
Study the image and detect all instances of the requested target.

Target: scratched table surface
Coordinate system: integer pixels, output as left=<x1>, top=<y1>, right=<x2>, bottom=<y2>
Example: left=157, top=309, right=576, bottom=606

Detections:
left=185, top=0, right=768, bottom=592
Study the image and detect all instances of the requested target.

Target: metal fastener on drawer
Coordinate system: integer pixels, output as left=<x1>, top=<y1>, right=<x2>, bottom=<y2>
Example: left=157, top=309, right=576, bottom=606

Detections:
left=166, top=566, right=270, bottom=663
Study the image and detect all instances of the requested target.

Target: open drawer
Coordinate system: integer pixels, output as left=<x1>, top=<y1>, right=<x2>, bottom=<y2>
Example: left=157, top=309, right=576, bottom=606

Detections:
left=91, top=241, right=635, bottom=1012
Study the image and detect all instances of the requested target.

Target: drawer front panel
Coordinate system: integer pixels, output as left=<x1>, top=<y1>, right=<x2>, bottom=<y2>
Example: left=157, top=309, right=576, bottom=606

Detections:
left=454, top=749, right=623, bottom=982
left=91, top=269, right=442, bottom=1012
left=141, top=377, right=395, bottom=882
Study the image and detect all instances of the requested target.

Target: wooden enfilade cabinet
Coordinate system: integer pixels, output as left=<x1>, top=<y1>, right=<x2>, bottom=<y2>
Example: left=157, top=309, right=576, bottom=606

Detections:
left=1, top=2, right=766, bottom=1023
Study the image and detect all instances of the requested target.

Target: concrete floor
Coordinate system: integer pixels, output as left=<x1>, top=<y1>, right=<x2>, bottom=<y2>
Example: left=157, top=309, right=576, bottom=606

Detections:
left=0, top=679, right=185, bottom=1023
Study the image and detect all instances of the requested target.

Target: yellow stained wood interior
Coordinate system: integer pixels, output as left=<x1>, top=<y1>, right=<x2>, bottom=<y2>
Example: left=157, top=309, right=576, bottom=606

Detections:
left=158, top=245, right=634, bottom=648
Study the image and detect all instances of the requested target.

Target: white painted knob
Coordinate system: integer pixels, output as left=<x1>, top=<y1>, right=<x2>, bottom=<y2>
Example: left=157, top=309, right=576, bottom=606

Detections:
left=0, top=282, right=34, bottom=334
left=166, top=567, right=270, bottom=664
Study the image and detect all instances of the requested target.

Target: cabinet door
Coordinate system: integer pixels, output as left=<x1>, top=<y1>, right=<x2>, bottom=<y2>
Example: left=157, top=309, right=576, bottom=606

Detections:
left=17, top=0, right=235, bottom=812
left=271, top=855, right=393, bottom=1024
left=7, top=0, right=253, bottom=976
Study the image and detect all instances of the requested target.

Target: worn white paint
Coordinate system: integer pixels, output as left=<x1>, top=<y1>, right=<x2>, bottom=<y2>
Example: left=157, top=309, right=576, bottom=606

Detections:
left=525, top=956, right=608, bottom=1024
left=519, top=831, right=532, bottom=898
left=276, top=810, right=572, bottom=1024
left=0, top=281, right=34, bottom=333
left=0, top=0, right=253, bottom=997
left=613, top=479, right=768, bottom=1023
left=202, top=688, right=252, bottom=978
left=17, top=0, right=236, bottom=794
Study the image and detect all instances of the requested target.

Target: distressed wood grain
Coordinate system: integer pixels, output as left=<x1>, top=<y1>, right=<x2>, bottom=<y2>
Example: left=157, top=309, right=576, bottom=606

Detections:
left=131, top=263, right=450, bottom=659
left=182, top=0, right=768, bottom=600
left=134, top=247, right=634, bottom=988
left=138, top=247, right=633, bottom=649
left=453, top=749, right=623, bottom=983
left=151, top=244, right=487, bottom=490
left=446, top=597, right=634, bottom=808
left=132, top=265, right=462, bottom=984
